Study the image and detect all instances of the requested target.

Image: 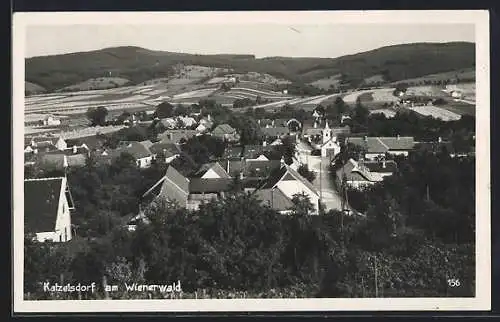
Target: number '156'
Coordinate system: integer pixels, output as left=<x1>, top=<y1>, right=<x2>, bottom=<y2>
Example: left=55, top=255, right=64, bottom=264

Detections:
left=447, top=279, right=461, bottom=287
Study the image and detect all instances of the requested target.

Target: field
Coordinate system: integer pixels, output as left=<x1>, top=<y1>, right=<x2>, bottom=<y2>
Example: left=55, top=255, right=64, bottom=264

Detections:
left=369, top=109, right=397, bottom=118
left=392, top=68, right=475, bottom=86
left=343, top=88, right=399, bottom=104
left=57, top=77, right=131, bottom=92
left=407, top=105, right=462, bottom=121
left=25, top=81, right=46, bottom=95
left=308, top=74, right=341, bottom=90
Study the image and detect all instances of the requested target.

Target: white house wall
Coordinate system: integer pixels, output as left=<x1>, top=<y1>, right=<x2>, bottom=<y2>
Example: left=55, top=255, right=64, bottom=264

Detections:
left=201, top=168, right=223, bottom=179
left=275, top=181, right=320, bottom=214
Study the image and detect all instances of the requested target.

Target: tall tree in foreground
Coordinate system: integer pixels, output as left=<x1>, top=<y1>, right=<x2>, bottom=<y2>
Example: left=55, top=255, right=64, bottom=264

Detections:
left=86, top=106, right=109, bottom=126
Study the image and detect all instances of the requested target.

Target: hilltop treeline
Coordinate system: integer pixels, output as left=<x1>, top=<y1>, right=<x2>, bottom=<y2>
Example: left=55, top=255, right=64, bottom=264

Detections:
left=26, top=42, right=475, bottom=92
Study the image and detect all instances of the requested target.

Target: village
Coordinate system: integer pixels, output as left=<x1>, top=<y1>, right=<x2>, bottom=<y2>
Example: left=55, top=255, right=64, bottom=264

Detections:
left=23, top=96, right=474, bottom=243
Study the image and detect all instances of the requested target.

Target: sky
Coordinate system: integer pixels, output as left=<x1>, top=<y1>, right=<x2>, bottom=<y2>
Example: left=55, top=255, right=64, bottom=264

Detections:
left=25, top=24, right=475, bottom=59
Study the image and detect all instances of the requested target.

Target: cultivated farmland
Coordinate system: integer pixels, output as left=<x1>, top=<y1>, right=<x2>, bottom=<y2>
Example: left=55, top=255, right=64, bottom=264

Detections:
left=408, top=105, right=462, bottom=121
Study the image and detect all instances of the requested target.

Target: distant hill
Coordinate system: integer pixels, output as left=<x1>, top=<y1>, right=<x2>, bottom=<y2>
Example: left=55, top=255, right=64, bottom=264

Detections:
left=25, top=81, right=46, bottom=95
left=25, top=42, right=475, bottom=92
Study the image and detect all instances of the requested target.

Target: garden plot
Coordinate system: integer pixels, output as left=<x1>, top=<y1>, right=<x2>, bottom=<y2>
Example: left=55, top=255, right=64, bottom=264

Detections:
left=344, top=88, right=398, bottom=103
left=172, top=88, right=218, bottom=100
left=370, top=109, right=396, bottom=118
left=409, top=105, right=461, bottom=121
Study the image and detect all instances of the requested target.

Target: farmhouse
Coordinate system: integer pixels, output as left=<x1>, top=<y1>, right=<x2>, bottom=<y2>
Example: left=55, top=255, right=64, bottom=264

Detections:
left=149, top=142, right=180, bottom=164
left=24, top=177, right=74, bottom=243
left=254, top=187, right=295, bottom=215
left=111, top=141, right=154, bottom=168
left=38, top=145, right=90, bottom=169
left=261, top=126, right=289, bottom=141
left=27, top=135, right=68, bottom=152
left=335, top=158, right=384, bottom=190
left=158, top=130, right=198, bottom=144
left=257, top=164, right=321, bottom=214
left=347, top=135, right=415, bottom=160
left=142, top=165, right=234, bottom=211
left=212, top=124, right=239, bottom=142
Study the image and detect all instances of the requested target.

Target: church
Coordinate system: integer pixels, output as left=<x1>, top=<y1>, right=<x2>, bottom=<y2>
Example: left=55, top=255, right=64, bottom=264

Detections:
left=303, top=119, right=351, bottom=158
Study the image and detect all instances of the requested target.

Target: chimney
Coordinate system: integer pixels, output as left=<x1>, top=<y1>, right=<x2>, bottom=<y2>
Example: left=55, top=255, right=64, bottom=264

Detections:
left=73, top=145, right=78, bottom=154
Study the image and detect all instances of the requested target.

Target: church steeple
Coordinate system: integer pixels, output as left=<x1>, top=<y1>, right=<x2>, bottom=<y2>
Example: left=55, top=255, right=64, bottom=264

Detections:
left=322, top=119, right=332, bottom=144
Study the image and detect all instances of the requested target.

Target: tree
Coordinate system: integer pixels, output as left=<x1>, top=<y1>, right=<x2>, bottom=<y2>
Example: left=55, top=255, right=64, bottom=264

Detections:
left=174, top=104, right=188, bottom=116
left=154, top=102, right=174, bottom=119
left=86, top=106, right=109, bottom=126
left=297, top=164, right=316, bottom=183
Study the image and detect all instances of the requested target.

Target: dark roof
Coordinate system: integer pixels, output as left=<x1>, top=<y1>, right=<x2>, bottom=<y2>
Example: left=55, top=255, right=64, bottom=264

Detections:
left=260, top=164, right=318, bottom=195
left=188, top=178, right=234, bottom=193
left=149, top=142, right=180, bottom=157
left=261, top=126, right=289, bottom=138
left=245, top=159, right=281, bottom=177
left=112, top=142, right=152, bottom=159
left=139, top=140, right=154, bottom=149
left=45, top=146, right=89, bottom=156
left=363, top=160, right=398, bottom=173
left=146, top=166, right=190, bottom=206
left=242, top=145, right=274, bottom=159
left=65, top=135, right=104, bottom=150
left=212, top=124, right=236, bottom=135
left=348, top=136, right=415, bottom=153
left=24, top=178, right=64, bottom=232
left=222, top=146, right=243, bottom=159
left=335, top=159, right=383, bottom=182
left=414, top=141, right=456, bottom=153
left=193, top=162, right=231, bottom=179
left=254, top=188, right=294, bottom=211
left=66, top=154, right=87, bottom=167
left=158, top=130, right=198, bottom=143
left=38, top=154, right=65, bottom=169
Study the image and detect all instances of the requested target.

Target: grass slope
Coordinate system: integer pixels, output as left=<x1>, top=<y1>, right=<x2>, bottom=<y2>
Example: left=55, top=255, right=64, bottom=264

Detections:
left=26, top=42, right=475, bottom=92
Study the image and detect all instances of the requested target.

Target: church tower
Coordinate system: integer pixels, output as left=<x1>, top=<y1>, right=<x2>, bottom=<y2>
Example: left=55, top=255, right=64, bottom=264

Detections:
left=322, top=119, right=332, bottom=144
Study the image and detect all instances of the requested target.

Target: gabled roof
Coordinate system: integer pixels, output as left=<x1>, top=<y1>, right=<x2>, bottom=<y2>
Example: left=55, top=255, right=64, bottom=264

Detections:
left=259, top=164, right=318, bottom=195
left=188, top=178, right=234, bottom=193
left=24, top=177, right=66, bottom=233
left=348, top=136, right=415, bottom=153
left=158, top=130, right=198, bottom=143
left=363, top=160, right=398, bottom=173
left=336, top=159, right=384, bottom=182
left=149, top=142, right=180, bottom=157
left=304, top=128, right=324, bottom=136
left=254, top=187, right=294, bottom=211
left=242, top=145, right=274, bottom=159
left=112, top=142, right=152, bottom=160
left=222, top=146, right=243, bottom=159
left=45, top=146, right=89, bottom=156
left=193, top=162, right=231, bottom=179
left=261, top=126, right=289, bottom=138
left=143, top=166, right=190, bottom=205
left=65, top=135, right=104, bottom=151
left=31, top=136, right=59, bottom=145
left=139, top=140, right=154, bottom=149
left=245, top=159, right=281, bottom=177
left=212, top=124, right=236, bottom=135
left=38, top=154, right=65, bottom=169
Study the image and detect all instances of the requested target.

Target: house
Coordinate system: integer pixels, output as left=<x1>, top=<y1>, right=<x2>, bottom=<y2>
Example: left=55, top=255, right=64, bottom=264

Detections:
left=257, top=164, right=321, bottom=214
left=38, top=145, right=90, bottom=169
left=196, top=123, right=210, bottom=133
left=27, top=135, right=67, bottom=152
left=321, top=139, right=341, bottom=158
left=139, top=140, right=154, bottom=150
left=261, top=126, right=289, bottom=141
left=363, top=160, right=398, bottom=177
left=192, top=162, right=231, bottom=179
left=43, top=115, right=61, bottom=126
left=149, top=142, right=181, bottom=164
left=212, top=124, right=239, bottom=142
left=222, top=146, right=244, bottom=160
left=335, top=158, right=384, bottom=190
left=179, top=116, right=198, bottom=128
left=158, top=130, right=198, bottom=144
left=111, top=141, right=154, bottom=168
left=242, top=145, right=275, bottom=161
left=347, top=136, right=415, bottom=160
left=142, top=166, right=233, bottom=211
left=24, top=177, right=75, bottom=242
left=254, top=187, right=295, bottom=215
left=64, top=135, right=104, bottom=152
left=160, top=118, right=178, bottom=129
left=270, top=138, right=283, bottom=146
left=224, top=158, right=281, bottom=180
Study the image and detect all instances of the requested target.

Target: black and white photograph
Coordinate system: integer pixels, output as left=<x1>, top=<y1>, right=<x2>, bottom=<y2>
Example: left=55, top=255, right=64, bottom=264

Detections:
left=13, top=10, right=491, bottom=312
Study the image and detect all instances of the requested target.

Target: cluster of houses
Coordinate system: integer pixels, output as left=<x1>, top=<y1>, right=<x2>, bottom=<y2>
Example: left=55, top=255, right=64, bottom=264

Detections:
left=24, top=103, right=473, bottom=242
